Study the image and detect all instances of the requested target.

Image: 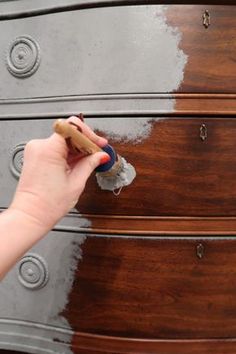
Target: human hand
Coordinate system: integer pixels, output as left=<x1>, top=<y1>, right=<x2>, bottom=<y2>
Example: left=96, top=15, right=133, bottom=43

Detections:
left=10, top=116, right=110, bottom=233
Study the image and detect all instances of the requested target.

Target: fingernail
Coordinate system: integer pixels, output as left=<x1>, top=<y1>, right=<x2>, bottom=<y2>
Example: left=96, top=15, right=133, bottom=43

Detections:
left=100, top=154, right=111, bottom=165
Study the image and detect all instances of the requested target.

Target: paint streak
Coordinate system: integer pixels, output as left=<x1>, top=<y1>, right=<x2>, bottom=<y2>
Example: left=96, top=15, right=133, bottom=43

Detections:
left=88, top=117, right=156, bottom=144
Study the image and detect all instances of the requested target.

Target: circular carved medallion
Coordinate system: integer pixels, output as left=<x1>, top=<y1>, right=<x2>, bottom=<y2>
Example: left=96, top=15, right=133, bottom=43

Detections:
left=18, top=254, right=49, bottom=290
left=10, top=142, right=26, bottom=179
left=6, top=36, right=40, bottom=78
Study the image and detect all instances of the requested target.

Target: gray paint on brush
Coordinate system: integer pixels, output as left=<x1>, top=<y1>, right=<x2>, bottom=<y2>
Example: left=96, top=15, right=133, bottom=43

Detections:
left=96, top=156, right=137, bottom=191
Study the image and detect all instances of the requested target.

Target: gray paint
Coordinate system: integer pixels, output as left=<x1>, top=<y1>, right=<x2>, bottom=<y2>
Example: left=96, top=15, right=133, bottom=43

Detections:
left=0, top=319, right=74, bottom=353
left=0, top=230, right=87, bottom=353
left=0, top=95, right=176, bottom=118
left=88, top=117, right=157, bottom=143
left=0, top=5, right=187, bottom=99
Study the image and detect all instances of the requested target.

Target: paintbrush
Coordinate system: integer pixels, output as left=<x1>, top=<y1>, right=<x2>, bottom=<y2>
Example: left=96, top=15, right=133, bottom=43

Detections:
left=53, top=119, right=136, bottom=194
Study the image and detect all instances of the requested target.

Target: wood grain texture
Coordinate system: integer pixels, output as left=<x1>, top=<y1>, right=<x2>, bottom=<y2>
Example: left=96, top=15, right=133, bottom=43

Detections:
left=72, top=334, right=236, bottom=354
left=78, top=118, right=236, bottom=217
left=63, top=236, right=236, bottom=339
left=74, top=215, right=236, bottom=235
left=167, top=5, right=236, bottom=93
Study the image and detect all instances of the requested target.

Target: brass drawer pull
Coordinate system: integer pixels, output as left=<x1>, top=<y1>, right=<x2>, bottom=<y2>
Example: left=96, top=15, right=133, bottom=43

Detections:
left=200, top=124, right=207, bottom=141
left=196, top=243, right=204, bottom=259
left=203, top=10, right=210, bottom=28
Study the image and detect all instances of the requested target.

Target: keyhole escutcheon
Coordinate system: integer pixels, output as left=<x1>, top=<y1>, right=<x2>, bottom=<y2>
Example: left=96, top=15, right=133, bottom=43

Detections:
left=203, top=10, right=210, bottom=28
left=200, top=124, right=207, bottom=141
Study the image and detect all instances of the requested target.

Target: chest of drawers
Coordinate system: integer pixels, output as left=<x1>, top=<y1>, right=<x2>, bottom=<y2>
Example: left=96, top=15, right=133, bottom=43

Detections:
left=0, top=1, right=236, bottom=353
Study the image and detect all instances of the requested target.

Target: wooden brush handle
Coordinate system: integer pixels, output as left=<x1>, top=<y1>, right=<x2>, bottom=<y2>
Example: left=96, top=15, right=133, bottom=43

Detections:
left=53, top=119, right=102, bottom=155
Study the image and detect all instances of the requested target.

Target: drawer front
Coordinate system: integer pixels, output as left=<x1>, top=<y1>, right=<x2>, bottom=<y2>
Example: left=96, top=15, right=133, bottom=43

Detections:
left=84, top=117, right=236, bottom=217
left=65, top=236, right=236, bottom=340
left=2, top=117, right=236, bottom=217
left=2, top=234, right=236, bottom=353
left=0, top=5, right=235, bottom=101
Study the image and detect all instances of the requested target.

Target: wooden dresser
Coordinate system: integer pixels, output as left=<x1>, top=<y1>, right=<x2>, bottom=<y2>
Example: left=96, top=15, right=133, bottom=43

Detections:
left=0, top=1, right=236, bottom=353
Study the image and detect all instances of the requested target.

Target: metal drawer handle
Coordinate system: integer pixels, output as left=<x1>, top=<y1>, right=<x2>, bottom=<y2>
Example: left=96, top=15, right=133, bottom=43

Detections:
left=196, top=243, right=204, bottom=259
left=200, top=124, right=207, bottom=141
left=203, top=10, right=210, bottom=28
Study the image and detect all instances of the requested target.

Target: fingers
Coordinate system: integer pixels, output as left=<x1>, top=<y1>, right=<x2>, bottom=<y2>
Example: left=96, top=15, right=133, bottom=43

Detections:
left=45, top=133, right=69, bottom=159
left=67, top=116, right=108, bottom=148
left=68, top=151, right=110, bottom=191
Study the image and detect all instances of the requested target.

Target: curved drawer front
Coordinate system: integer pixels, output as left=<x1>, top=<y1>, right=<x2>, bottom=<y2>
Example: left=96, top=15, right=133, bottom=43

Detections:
left=0, top=5, right=235, bottom=101
left=2, top=117, right=236, bottom=218
left=54, top=236, right=236, bottom=339
left=2, top=234, right=236, bottom=353
left=82, top=117, right=236, bottom=217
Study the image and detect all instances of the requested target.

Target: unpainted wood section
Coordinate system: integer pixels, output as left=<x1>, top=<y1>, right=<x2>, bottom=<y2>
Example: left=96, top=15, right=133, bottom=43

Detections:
left=64, top=237, right=236, bottom=339
left=166, top=5, right=236, bottom=93
left=171, top=94, right=236, bottom=115
left=2, top=341, right=236, bottom=354
left=77, top=118, right=236, bottom=217
left=72, top=334, right=236, bottom=354
left=78, top=215, right=236, bottom=235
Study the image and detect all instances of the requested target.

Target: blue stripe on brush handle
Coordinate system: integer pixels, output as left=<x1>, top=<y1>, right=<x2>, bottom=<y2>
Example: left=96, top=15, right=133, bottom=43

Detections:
left=95, top=144, right=117, bottom=173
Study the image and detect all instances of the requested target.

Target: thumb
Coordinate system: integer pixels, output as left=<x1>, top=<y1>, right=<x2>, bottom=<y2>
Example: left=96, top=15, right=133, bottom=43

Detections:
left=68, top=151, right=110, bottom=189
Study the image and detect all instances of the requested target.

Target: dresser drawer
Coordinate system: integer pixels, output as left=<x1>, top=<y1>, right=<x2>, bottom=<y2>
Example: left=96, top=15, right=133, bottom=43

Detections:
left=82, top=117, right=236, bottom=217
left=0, top=5, right=235, bottom=101
left=2, top=234, right=236, bottom=353
left=65, top=236, right=236, bottom=340
left=2, top=117, right=236, bottom=219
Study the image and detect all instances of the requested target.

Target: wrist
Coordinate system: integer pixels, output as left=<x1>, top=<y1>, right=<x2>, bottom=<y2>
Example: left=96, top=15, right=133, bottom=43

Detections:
left=0, top=208, right=49, bottom=279
left=6, top=207, right=49, bottom=238
left=10, top=191, right=59, bottom=233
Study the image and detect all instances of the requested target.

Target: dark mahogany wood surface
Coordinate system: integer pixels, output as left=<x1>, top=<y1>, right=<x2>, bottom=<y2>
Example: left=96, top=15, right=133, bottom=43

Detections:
left=64, top=236, right=236, bottom=339
left=78, top=118, right=236, bottom=217
left=3, top=340, right=236, bottom=354
left=76, top=214, right=236, bottom=236
left=72, top=335, right=236, bottom=354
left=167, top=5, right=236, bottom=93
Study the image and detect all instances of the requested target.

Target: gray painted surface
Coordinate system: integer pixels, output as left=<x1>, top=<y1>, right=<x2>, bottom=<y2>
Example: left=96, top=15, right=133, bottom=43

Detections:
left=0, top=0, right=125, bottom=16
left=0, top=319, right=73, bottom=353
left=0, top=94, right=176, bottom=117
left=0, top=5, right=187, bottom=99
left=0, top=230, right=86, bottom=353
left=89, top=116, right=157, bottom=143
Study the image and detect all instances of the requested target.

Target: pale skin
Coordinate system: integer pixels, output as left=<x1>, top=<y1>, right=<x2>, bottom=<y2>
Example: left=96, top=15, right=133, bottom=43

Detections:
left=0, top=116, right=110, bottom=279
